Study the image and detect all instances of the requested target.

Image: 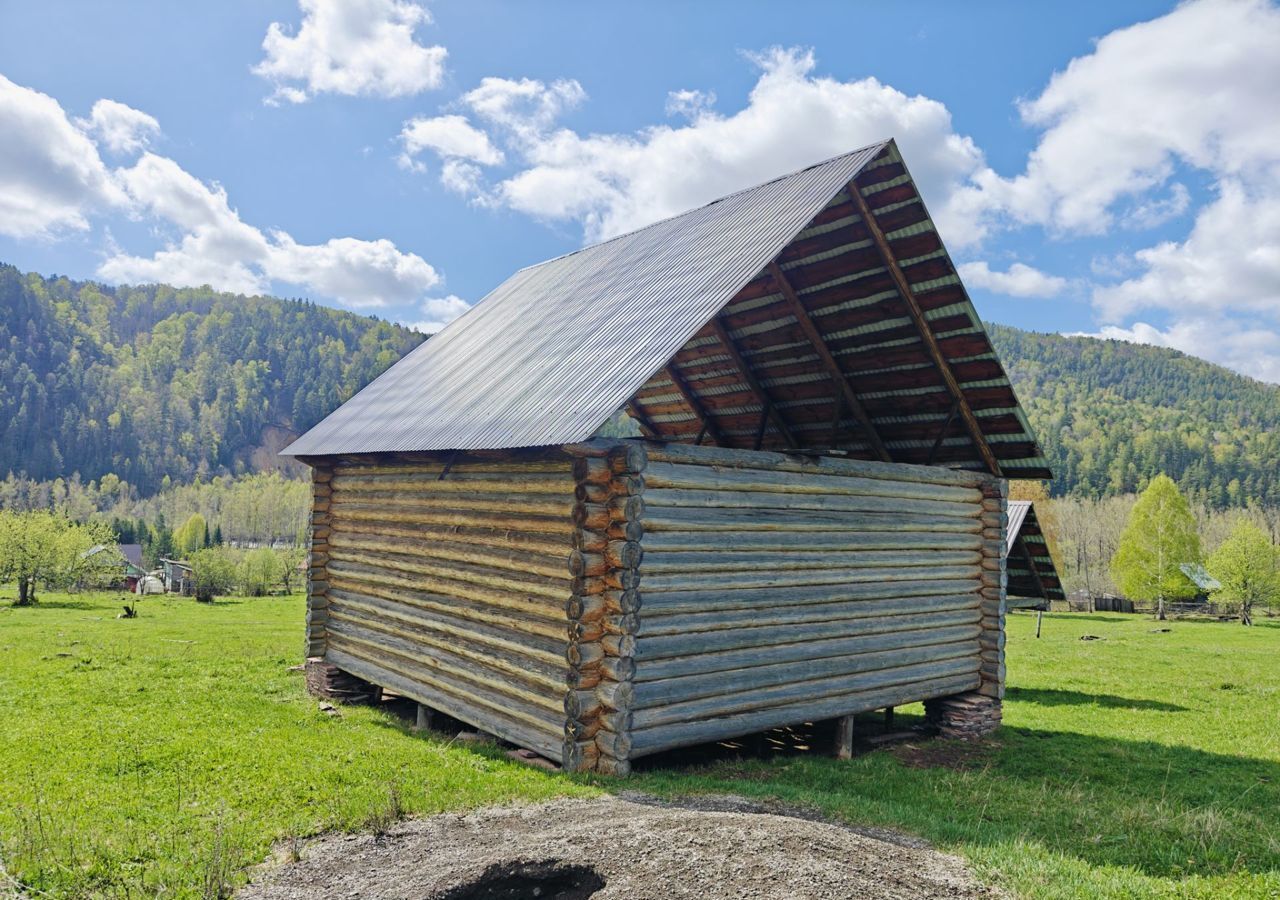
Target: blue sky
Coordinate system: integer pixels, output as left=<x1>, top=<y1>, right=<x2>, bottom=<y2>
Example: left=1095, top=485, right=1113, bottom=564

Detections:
left=2, top=0, right=1278, bottom=381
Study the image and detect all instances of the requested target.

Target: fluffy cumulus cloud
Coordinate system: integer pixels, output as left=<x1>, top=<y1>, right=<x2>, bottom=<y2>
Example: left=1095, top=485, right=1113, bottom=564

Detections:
left=0, top=75, right=127, bottom=238
left=412, top=49, right=990, bottom=244
left=988, top=0, right=1280, bottom=382
left=957, top=261, right=1067, bottom=299
left=398, top=114, right=504, bottom=172
left=405, top=294, right=470, bottom=333
left=254, top=0, right=447, bottom=103
left=0, top=73, right=442, bottom=307
left=76, top=99, right=160, bottom=154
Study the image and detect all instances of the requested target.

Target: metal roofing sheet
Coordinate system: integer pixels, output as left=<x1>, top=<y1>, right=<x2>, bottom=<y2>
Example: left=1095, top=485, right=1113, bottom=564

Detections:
left=283, top=143, right=887, bottom=456
left=1006, top=500, right=1032, bottom=555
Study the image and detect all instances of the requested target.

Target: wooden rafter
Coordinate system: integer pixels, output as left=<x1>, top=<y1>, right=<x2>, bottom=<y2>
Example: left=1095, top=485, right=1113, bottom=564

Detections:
left=767, top=261, right=891, bottom=461
left=708, top=318, right=798, bottom=448
left=663, top=363, right=726, bottom=446
left=848, top=182, right=1003, bottom=475
left=625, top=401, right=660, bottom=439
left=1018, top=534, right=1050, bottom=601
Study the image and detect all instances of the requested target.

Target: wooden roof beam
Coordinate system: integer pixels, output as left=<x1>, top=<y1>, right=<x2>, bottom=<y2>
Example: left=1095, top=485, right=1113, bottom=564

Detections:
left=848, top=182, right=1003, bottom=475
left=766, top=261, right=891, bottom=462
left=663, top=363, right=727, bottom=447
left=708, top=318, right=798, bottom=448
left=1018, top=534, right=1051, bottom=601
left=625, top=401, right=661, bottom=439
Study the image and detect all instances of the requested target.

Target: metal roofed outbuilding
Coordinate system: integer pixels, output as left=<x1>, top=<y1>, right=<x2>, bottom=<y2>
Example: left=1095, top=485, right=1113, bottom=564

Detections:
left=286, top=140, right=1059, bottom=772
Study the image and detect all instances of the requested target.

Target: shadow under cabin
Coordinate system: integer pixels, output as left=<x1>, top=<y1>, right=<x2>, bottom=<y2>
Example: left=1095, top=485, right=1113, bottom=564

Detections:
left=281, top=139, right=1064, bottom=775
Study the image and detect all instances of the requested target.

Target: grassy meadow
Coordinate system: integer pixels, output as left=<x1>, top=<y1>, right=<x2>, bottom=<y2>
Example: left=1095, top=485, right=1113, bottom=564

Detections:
left=0, top=591, right=1277, bottom=898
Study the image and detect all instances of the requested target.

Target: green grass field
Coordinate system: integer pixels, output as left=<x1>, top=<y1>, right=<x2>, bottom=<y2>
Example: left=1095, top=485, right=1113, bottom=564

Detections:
left=1, top=593, right=1277, bottom=898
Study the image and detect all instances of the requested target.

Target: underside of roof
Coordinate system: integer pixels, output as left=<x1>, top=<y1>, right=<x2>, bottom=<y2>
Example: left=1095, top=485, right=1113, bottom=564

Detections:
left=1005, top=500, right=1065, bottom=604
left=284, top=139, right=1051, bottom=480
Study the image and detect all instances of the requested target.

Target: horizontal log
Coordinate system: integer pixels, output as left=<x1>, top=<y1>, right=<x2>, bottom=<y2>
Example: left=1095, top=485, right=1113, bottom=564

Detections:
left=326, top=587, right=563, bottom=667
left=327, top=616, right=562, bottom=710
left=326, top=567, right=564, bottom=639
left=329, top=531, right=570, bottom=580
left=643, top=461, right=982, bottom=505
left=642, top=487, right=979, bottom=519
left=629, top=607, right=980, bottom=661
left=640, top=577, right=980, bottom=615
left=639, top=549, right=980, bottom=573
left=632, top=655, right=979, bottom=729
left=332, top=472, right=574, bottom=494
left=634, top=632, right=978, bottom=707
left=641, top=529, right=982, bottom=553
left=333, top=459, right=571, bottom=477
left=328, top=549, right=568, bottom=604
left=638, top=594, right=980, bottom=637
left=628, top=671, right=980, bottom=758
left=328, top=520, right=569, bottom=558
left=636, top=623, right=980, bottom=682
left=325, top=648, right=563, bottom=761
left=640, top=506, right=982, bottom=534
left=643, top=442, right=988, bottom=489
left=326, top=604, right=564, bottom=690
left=330, top=504, right=571, bottom=536
left=332, top=492, right=573, bottom=518
left=639, top=564, right=981, bottom=593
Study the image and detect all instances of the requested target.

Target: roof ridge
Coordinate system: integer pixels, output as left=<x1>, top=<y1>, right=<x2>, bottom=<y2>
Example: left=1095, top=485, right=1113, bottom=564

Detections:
left=516, top=140, right=892, bottom=272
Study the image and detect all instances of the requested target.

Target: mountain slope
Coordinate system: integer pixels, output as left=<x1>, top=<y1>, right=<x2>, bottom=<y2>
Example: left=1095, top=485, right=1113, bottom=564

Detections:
left=3, top=265, right=1278, bottom=508
left=0, top=264, right=424, bottom=493
left=990, top=324, right=1280, bottom=507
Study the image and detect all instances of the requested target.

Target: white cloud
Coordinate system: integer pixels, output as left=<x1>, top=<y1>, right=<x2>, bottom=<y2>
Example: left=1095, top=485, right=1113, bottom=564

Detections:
left=405, top=294, right=469, bottom=332
left=400, top=114, right=503, bottom=166
left=462, top=76, right=586, bottom=138
left=435, top=48, right=989, bottom=244
left=254, top=0, right=447, bottom=103
left=665, top=89, right=715, bottom=120
left=0, top=75, right=126, bottom=238
left=76, top=99, right=160, bottom=154
left=962, top=0, right=1280, bottom=235
left=102, top=153, right=441, bottom=306
left=1082, top=318, right=1280, bottom=385
left=958, top=261, right=1068, bottom=298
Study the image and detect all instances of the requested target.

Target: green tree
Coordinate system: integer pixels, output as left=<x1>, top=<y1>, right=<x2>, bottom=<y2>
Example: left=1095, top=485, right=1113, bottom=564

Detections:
left=1111, top=475, right=1200, bottom=619
left=238, top=548, right=283, bottom=597
left=189, top=547, right=239, bottom=603
left=0, top=511, right=115, bottom=604
left=172, top=513, right=207, bottom=557
left=1207, top=521, right=1280, bottom=626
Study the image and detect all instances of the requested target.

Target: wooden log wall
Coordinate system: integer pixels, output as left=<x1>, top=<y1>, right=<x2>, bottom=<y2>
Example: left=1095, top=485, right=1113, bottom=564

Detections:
left=977, top=479, right=1008, bottom=699
left=305, top=464, right=332, bottom=659
left=313, top=452, right=578, bottom=762
left=598, top=440, right=995, bottom=761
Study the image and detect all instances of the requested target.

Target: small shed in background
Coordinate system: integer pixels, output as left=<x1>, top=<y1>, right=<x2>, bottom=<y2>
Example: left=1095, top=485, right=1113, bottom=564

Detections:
left=285, top=140, right=1059, bottom=773
left=1004, top=501, right=1065, bottom=610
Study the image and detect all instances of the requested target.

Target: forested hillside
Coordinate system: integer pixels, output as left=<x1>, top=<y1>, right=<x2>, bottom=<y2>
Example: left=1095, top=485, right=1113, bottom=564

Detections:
left=3, top=264, right=1279, bottom=510
left=0, top=265, right=423, bottom=493
left=990, top=325, right=1280, bottom=508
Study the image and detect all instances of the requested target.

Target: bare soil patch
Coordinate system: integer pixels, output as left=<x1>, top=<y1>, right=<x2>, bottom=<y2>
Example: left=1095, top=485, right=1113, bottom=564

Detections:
left=240, top=796, right=999, bottom=900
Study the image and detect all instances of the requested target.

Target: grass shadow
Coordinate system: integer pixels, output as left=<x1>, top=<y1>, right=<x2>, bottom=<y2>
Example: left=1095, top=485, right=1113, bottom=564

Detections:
left=1005, top=686, right=1189, bottom=712
left=631, top=724, right=1280, bottom=882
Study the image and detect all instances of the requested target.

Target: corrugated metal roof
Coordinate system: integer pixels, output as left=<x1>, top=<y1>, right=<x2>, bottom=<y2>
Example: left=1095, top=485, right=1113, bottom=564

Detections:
left=283, top=143, right=888, bottom=456
left=1005, top=500, right=1032, bottom=556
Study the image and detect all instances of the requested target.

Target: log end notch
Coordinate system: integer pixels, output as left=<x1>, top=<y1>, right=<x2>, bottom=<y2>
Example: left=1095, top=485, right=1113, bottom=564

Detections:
left=563, top=441, right=646, bottom=775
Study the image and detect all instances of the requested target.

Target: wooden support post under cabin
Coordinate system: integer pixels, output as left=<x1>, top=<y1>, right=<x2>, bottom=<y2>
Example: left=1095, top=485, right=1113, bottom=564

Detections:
left=1036, top=609, right=1044, bottom=639
left=848, top=181, right=1002, bottom=476
left=834, top=714, right=855, bottom=760
left=708, top=317, right=798, bottom=448
left=414, top=702, right=434, bottom=731
left=884, top=706, right=895, bottom=730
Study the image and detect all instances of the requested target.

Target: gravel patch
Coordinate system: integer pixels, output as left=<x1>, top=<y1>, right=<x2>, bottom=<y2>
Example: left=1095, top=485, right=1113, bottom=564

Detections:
left=240, top=795, right=998, bottom=900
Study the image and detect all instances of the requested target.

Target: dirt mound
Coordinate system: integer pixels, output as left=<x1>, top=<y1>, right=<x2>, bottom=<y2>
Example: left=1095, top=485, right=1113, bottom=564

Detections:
left=240, top=796, right=998, bottom=900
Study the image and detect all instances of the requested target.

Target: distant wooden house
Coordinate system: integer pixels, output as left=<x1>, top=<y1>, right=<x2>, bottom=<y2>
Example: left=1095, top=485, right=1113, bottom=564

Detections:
left=284, top=140, right=1061, bottom=773
left=80, top=543, right=147, bottom=590
left=160, top=558, right=194, bottom=595
left=1004, top=501, right=1065, bottom=610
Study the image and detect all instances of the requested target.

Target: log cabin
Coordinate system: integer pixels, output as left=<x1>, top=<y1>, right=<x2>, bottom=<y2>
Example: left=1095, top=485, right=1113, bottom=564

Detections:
left=283, top=139, right=1063, bottom=774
